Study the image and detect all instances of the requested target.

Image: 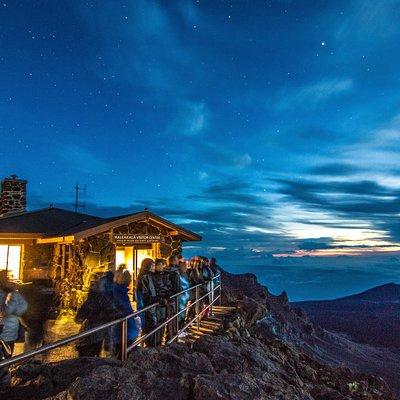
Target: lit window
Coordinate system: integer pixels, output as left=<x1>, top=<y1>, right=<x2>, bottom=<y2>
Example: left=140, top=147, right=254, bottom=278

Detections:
left=0, top=245, right=21, bottom=279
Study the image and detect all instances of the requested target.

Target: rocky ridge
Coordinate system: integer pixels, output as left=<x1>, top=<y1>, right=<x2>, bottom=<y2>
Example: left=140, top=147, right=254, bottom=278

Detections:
left=2, top=270, right=397, bottom=400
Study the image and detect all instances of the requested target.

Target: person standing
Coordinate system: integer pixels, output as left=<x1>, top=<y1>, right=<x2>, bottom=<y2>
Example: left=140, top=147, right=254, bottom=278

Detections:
left=209, top=257, right=220, bottom=276
left=75, top=279, right=120, bottom=357
left=97, top=270, right=115, bottom=352
left=186, top=257, right=202, bottom=320
left=135, top=258, right=157, bottom=346
left=113, top=270, right=139, bottom=359
left=151, top=259, right=174, bottom=346
left=165, top=255, right=183, bottom=340
left=166, top=255, right=182, bottom=294
left=178, top=260, right=190, bottom=335
left=199, top=257, right=213, bottom=319
left=0, top=270, right=28, bottom=356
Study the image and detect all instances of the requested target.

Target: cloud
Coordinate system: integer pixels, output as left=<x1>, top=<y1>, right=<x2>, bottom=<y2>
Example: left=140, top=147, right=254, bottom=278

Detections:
left=198, top=171, right=209, bottom=181
left=195, top=140, right=252, bottom=169
left=171, top=101, right=209, bottom=136
left=188, top=180, right=268, bottom=207
left=297, top=237, right=333, bottom=251
left=309, top=163, right=361, bottom=176
left=75, top=0, right=201, bottom=94
left=275, top=78, right=354, bottom=111
left=59, top=145, right=109, bottom=175
left=275, top=176, right=400, bottom=248
left=335, top=1, right=400, bottom=44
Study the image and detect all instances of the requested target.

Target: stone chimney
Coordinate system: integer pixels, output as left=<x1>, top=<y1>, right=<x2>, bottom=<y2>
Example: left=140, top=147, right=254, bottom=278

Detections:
left=0, top=175, right=27, bottom=216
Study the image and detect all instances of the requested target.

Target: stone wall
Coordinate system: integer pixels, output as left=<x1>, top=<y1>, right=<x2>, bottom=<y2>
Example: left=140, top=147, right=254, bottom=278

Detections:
left=113, top=220, right=182, bottom=258
left=55, top=219, right=182, bottom=312
left=53, top=233, right=115, bottom=312
left=22, top=242, right=53, bottom=281
left=0, top=175, right=27, bottom=215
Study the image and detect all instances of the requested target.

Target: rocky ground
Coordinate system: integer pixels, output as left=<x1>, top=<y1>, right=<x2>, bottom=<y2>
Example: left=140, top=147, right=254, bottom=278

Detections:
left=2, top=270, right=398, bottom=400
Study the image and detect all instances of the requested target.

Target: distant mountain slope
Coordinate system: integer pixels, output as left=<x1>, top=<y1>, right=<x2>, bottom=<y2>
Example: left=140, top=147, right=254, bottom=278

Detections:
left=292, top=282, right=400, bottom=348
left=339, top=283, right=400, bottom=302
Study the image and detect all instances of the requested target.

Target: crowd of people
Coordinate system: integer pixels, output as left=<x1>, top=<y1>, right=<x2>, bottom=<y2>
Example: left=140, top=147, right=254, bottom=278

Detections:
left=0, top=255, right=220, bottom=364
left=0, top=255, right=220, bottom=387
left=75, top=255, right=220, bottom=358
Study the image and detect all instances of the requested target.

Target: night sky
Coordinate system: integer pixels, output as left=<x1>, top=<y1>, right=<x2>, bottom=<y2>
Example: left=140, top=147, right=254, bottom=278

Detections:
left=1, top=1, right=400, bottom=300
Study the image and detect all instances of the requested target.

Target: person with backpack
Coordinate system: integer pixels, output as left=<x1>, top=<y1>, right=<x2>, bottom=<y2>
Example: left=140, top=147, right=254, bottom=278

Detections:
left=75, top=278, right=120, bottom=357
left=166, top=255, right=182, bottom=294
left=135, top=258, right=157, bottom=346
left=151, top=259, right=175, bottom=345
left=165, top=255, right=184, bottom=341
left=0, top=270, right=28, bottom=356
left=113, top=269, right=140, bottom=358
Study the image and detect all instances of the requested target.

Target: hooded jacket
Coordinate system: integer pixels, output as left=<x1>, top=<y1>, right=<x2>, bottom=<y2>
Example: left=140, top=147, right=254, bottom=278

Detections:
left=113, top=284, right=139, bottom=342
left=165, top=264, right=182, bottom=295
left=136, top=273, right=157, bottom=327
left=0, top=289, right=28, bottom=342
left=152, top=271, right=174, bottom=300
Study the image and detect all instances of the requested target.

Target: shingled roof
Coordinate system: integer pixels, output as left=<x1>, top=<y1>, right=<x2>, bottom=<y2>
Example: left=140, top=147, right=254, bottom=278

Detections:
left=0, top=207, right=201, bottom=241
left=0, top=207, right=105, bottom=236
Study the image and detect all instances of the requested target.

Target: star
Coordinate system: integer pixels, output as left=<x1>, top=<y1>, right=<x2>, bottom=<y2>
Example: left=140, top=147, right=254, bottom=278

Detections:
left=321, top=41, right=325, bottom=46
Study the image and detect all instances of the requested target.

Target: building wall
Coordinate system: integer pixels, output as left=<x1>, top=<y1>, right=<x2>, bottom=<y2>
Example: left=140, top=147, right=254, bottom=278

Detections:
left=55, top=220, right=183, bottom=311
left=23, top=242, right=53, bottom=281
left=0, top=239, right=53, bottom=282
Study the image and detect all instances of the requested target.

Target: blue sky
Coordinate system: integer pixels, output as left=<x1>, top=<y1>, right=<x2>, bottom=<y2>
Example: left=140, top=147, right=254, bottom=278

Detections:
left=1, top=1, right=400, bottom=299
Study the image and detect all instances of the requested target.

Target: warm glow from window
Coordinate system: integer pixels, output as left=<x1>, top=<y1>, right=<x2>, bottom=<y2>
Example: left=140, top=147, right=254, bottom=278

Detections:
left=116, top=247, right=134, bottom=276
left=0, top=245, right=21, bottom=279
left=136, top=249, right=153, bottom=276
left=116, top=247, right=155, bottom=279
left=116, top=249, right=126, bottom=268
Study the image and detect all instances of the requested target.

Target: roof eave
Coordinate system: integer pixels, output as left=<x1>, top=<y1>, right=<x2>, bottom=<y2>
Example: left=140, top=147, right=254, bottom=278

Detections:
left=72, top=211, right=202, bottom=242
left=0, top=232, right=43, bottom=239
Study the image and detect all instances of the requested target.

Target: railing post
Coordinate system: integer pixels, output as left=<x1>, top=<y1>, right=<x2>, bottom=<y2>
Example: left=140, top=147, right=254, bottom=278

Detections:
left=210, top=278, right=214, bottom=316
left=175, top=295, right=180, bottom=342
left=219, top=275, right=222, bottom=306
left=121, top=319, right=127, bottom=362
left=195, top=285, right=200, bottom=332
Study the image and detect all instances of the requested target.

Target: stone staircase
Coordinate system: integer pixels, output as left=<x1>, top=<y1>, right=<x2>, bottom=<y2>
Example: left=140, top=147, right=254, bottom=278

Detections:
left=182, top=305, right=236, bottom=344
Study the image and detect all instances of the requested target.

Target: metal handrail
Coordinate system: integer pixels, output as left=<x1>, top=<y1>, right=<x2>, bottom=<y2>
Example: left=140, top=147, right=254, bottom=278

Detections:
left=0, top=273, right=221, bottom=368
left=129, top=285, right=219, bottom=350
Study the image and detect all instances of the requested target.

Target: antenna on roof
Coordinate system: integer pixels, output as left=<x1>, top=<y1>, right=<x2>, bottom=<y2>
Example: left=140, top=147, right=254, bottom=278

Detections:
left=74, top=182, right=86, bottom=213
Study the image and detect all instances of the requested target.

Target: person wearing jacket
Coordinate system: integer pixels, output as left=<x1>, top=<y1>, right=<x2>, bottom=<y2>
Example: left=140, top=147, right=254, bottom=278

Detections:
left=113, top=269, right=139, bottom=358
left=135, top=258, right=157, bottom=346
left=151, top=259, right=175, bottom=345
left=178, top=260, right=190, bottom=334
left=75, top=278, right=120, bottom=357
left=199, top=257, right=214, bottom=318
left=166, top=255, right=182, bottom=294
left=165, top=255, right=184, bottom=340
left=98, top=270, right=114, bottom=300
left=209, top=257, right=220, bottom=276
left=186, top=257, right=202, bottom=320
left=0, top=270, right=28, bottom=355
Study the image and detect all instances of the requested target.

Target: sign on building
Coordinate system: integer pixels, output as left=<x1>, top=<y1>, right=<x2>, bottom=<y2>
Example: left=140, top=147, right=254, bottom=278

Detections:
left=112, top=233, right=163, bottom=244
